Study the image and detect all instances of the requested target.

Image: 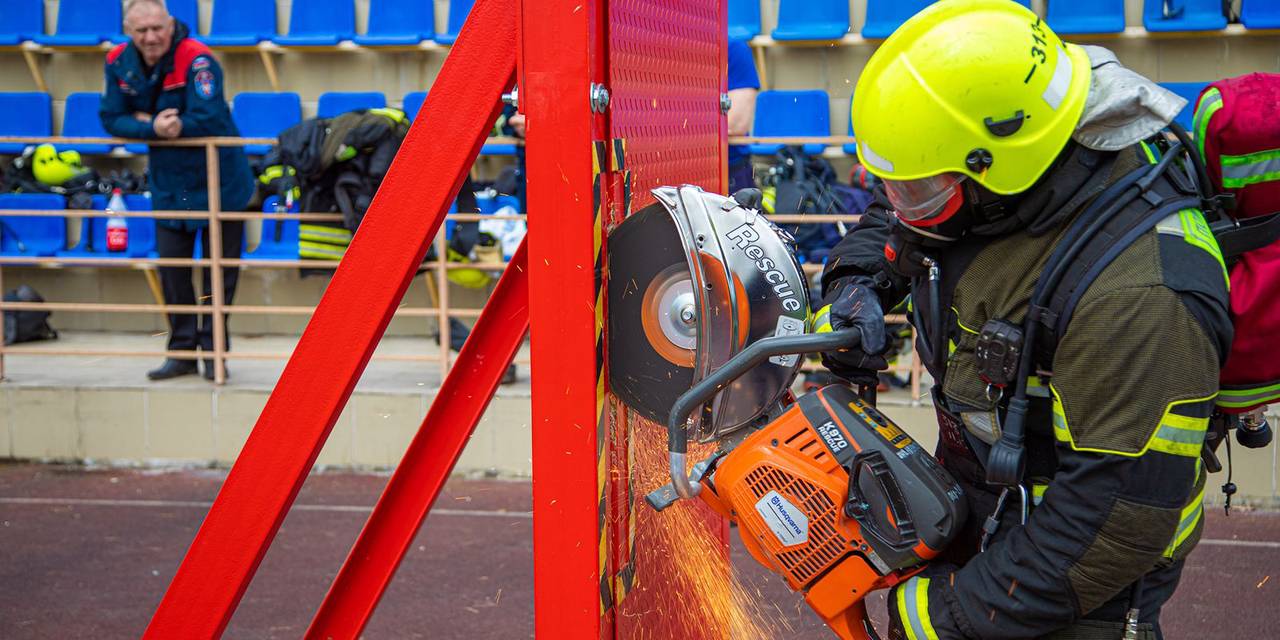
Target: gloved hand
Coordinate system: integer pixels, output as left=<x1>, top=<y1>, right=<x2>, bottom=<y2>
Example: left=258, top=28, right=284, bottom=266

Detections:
left=814, top=277, right=888, bottom=386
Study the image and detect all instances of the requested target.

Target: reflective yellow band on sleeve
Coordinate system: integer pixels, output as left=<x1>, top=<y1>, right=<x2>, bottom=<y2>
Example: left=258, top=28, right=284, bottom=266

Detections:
left=1165, top=480, right=1206, bottom=558
left=814, top=305, right=833, bottom=334
left=1150, top=412, right=1209, bottom=458
left=896, top=577, right=939, bottom=640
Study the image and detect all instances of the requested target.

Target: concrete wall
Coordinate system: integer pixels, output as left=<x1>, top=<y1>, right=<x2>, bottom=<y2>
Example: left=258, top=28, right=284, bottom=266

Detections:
left=2, top=384, right=1275, bottom=503
left=1, top=383, right=534, bottom=476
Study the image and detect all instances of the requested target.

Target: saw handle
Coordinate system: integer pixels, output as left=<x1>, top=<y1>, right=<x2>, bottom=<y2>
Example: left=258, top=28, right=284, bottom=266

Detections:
left=666, top=328, right=862, bottom=499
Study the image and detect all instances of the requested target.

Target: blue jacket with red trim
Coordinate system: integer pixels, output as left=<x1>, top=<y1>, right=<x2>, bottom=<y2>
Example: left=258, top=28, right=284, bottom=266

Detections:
left=100, top=21, right=253, bottom=229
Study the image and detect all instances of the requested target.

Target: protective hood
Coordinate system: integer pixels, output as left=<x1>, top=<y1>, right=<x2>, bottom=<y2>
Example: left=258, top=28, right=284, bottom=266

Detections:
left=1072, top=46, right=1186, bottom=151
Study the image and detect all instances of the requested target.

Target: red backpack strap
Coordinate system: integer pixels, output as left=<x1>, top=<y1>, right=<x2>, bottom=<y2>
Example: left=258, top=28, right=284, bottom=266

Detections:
left=162, top=38, right=214, bottom=91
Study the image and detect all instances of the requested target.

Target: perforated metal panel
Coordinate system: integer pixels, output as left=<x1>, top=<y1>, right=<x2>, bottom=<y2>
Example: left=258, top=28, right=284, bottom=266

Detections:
left=603, top=1, right=726, bottom=638
left=607, top=0, right=726, bottom=210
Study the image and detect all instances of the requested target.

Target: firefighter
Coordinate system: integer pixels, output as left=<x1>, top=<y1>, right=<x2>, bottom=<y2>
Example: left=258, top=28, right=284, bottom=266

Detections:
left=816, top=1, right=1231, bottom=638
left=101, top=0, right=254, bottom=381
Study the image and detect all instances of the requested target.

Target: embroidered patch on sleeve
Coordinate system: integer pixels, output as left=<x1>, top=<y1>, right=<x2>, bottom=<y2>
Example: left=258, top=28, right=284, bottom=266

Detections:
left=191, top=56, right=212, bottom=71
left=194, top=69, right=216, bottom=99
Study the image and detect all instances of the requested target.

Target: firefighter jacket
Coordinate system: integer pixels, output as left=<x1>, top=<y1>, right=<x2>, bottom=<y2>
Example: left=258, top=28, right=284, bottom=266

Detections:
left=100, top=20, right=254, bottom=230
left=821, top=141, right=1233, bottom=639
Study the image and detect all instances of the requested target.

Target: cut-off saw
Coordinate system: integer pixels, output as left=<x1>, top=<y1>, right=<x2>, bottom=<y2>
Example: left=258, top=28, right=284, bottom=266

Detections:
left=607, top=186, right=967, bottom=639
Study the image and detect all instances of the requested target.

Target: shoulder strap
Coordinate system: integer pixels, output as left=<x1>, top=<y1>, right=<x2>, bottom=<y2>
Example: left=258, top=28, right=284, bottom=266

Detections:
left=1032, top=157, right=1198, bottom=369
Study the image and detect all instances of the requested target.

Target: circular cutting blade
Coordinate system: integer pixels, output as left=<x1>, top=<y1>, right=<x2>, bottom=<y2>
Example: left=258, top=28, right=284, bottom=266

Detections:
left=608, top=204, right=695, bottom=424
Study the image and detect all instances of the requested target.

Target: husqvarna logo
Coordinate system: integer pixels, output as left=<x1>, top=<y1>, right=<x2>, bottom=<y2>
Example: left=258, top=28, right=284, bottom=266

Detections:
left=816, top=420, right=849, bottom=454
left=755, top=490, right=808, bottom=547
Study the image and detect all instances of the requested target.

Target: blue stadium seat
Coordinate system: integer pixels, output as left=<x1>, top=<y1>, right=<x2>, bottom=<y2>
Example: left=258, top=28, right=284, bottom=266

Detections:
left=59, top=194, right=156, bottom=258
left=862, top=0, right=930, bottom=39
left=772, top=0, right=849, bottom=41
left=168, top=0, right=200, bottom=33
left=1048, top=0, right=1126, bottom=34
left=1242, top=0, right=1280, bottom=29
left=274, top=0, right=355, bottom=46
left=1143, top=0, right=1226, bottom=32
left=33, top=0, right=122, bottom=46
left=0, top=93, right=52, bottom=155
left=748, top=90, right=830, bottom=155
left=436, top=0, right=475, bottom=45
left=61, top=93, right=116, bottom=155
left=317, top=92, right=386, bottom=118
left=0, top=0, right=45, bottom=46
left=864, top=2, right=1032, bottom=38
left=0, top=193, right=66, bottom=257
left=403, top=91, right=429, bottom=121
left=244, top=196, right=299, bottom=259
left=354, top=0, right=435, bottom=46
left=1160, top=82, right=1208, bottom=132
left=200, top=0, right=277, bottom=46
left=843, top=96, right=858, bottom=156
left=728, top=0, right=761, bottom=41
left=232, top=92, right=301, bottom=155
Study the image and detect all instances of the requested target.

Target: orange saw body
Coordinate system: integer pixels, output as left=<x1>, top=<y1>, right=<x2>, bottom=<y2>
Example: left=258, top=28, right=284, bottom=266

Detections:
left=661, top=384, right=965, bottom=639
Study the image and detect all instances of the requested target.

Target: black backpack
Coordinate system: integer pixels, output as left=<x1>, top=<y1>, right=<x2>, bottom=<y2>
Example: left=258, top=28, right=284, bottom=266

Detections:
left=3, top=285, right=57, bottom=345
left=766, top=146, right=873, bottom=264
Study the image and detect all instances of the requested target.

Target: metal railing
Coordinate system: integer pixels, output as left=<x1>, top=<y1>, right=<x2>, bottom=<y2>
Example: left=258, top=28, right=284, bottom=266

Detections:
left=0, top=134, right=926, bottom=401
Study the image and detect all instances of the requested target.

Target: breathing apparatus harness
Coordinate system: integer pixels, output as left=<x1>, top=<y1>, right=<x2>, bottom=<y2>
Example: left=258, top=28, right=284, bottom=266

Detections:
left=881, top=128, right=1253, bottom=558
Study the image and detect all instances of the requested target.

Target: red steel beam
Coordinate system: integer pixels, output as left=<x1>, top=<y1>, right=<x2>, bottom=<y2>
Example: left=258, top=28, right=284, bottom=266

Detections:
left=142, top=0, right=517, bottom=635
left=304, top=239, right=529, bottom=639
left=523, top=0, right=609, bottom=637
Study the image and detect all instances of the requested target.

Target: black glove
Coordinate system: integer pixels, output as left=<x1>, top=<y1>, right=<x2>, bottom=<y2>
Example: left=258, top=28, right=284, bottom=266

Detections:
left=814, top=277, right=888, bottom=386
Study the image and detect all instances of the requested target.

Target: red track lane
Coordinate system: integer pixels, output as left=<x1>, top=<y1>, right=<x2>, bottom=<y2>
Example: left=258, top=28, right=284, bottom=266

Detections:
left=1, top=464, right=1276, bottom=639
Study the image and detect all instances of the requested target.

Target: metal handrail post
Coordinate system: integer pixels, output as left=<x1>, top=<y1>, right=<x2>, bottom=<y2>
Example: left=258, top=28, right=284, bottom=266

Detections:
left=205, top=142, right=226, bottom=385
left=435, top=230, right=451, bottom=381
left=0, top=260, right=6, bottom=380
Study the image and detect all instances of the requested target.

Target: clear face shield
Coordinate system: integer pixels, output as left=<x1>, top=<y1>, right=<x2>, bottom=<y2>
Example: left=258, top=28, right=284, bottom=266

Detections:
left=883, top=172, right=967, bottom=226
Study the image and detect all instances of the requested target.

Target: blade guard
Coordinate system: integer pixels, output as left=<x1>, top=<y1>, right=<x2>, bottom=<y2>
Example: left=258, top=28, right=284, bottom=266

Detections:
left=649, top=185, right=810, bottom=441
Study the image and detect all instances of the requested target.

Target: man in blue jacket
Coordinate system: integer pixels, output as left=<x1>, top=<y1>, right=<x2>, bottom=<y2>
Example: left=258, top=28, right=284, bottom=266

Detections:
left=101, top=0, right=254, bottom=381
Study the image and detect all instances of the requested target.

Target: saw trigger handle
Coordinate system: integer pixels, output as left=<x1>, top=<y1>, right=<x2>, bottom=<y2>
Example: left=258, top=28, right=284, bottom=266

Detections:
left=665, top=329, right=862, bottom=499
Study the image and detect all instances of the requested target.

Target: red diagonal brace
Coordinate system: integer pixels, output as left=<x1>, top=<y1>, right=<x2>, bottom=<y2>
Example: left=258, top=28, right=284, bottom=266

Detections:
left=305, top=239, right=529, bottom=639
left=142, top=0, right=517, bottom=635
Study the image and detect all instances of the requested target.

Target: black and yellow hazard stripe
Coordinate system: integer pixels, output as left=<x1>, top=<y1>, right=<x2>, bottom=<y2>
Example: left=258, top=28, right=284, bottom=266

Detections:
left=592, top=139, right=612, bottom=617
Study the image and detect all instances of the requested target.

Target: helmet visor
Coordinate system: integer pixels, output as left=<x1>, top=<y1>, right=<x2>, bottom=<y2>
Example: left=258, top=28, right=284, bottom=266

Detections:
left=884, top=172, right=967, bottom=225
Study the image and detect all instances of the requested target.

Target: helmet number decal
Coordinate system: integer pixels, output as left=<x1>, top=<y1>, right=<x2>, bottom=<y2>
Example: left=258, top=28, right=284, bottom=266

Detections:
left=1024, top=18, right=1050, bottom=85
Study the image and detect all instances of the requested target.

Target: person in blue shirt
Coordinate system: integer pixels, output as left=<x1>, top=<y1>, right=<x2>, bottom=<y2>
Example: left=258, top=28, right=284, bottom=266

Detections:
left=101, top=0, right=255, bottom=381
left=727, top=39, right=760, bottom=193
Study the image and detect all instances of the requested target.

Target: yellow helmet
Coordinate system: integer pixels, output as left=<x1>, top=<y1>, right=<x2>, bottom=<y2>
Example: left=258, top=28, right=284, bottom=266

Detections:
left=852, top=0, right=1091, bottom=205
left=31, top=144, right=83, bottom=186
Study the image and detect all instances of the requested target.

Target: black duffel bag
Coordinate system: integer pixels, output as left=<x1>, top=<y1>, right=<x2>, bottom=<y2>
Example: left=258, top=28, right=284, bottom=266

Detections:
left=4, top=285, right=58, bottom=345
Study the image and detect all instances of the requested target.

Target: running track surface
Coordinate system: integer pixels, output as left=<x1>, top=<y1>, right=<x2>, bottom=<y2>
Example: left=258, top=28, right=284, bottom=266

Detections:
left=1, top=464, right=1275, bottom=638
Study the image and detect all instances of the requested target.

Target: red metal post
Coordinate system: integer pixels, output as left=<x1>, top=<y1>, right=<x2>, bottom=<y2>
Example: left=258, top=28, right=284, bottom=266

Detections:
left=304, top=240, right=529, bottom=639
left=142, top=0, right=517, bottom=635
left=523, top=0, right=611, bottom=636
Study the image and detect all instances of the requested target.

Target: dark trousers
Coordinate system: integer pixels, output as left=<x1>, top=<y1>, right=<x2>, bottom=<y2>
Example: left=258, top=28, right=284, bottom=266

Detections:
left=728, top=156, right=755, bottom=194
left=155, top=222, right=244, bottom=352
